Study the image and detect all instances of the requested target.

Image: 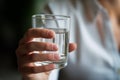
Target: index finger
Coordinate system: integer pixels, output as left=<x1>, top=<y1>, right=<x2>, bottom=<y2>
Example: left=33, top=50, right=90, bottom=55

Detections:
left=19, top=28, right=55, bottom=45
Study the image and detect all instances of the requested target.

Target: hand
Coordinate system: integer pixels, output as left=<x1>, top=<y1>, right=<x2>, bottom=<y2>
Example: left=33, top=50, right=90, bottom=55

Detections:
left=16, top=28, right=77, bottom=80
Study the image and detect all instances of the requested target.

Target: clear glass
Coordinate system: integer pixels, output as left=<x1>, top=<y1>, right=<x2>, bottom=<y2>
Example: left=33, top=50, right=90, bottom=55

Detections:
left=32, top=14, right=70, bottom=69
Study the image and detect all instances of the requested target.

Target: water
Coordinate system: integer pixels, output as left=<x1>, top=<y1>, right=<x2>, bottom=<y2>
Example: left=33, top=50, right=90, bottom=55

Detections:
left=33, top=28, right=69, bottom=69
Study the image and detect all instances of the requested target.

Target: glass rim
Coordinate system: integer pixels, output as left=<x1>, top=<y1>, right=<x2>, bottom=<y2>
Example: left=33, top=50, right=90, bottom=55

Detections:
left=32, top=14, right=70, bottom=20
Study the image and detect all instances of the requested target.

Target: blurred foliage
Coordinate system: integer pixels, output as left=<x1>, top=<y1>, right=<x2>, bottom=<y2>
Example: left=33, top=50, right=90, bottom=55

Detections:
left=34, top=0, right=48, bottom=13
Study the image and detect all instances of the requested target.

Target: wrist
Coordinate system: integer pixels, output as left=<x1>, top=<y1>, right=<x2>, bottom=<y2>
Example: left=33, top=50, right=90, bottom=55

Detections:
left=22, top=73, right=49, bottom=80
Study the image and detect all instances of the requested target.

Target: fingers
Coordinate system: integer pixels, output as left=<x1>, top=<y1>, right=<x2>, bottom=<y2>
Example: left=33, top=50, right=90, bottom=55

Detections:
left=19, top=28, right=55, bottom=45
left=17, top=53, right=60, bottom=65
left=16, top=28, right=58, bottom=74
left=16, top=42, right=58, bottom=56
left=16, top=28, right=77, bottom=75
left=69, top=43, right=77, bottom=52
left=18, top=42, right=77, bottom=74
left=19, top=63, right=55, bottom=74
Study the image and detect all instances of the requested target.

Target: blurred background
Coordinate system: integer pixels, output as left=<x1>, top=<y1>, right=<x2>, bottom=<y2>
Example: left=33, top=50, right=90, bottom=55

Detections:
left=0, top=0, right=47, bottom=80
left=0, top=0, right=120, bottom=80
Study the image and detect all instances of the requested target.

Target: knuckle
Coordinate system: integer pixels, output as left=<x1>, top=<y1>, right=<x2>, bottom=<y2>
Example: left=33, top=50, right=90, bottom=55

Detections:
left=45, top=43, right=53, bottom=50
left=45, top=43, right=50, bottom=49
left=26, top=42, right=34, bottom=52
left=46, top=30, right=54, bottom=38
left=31, top=67, right=38, bottom=73
left=29, top=54, right=36, bottom=61
left=47, top=54, right=54, bottom=60
left=46, top=43, right=57, bottom=51
left=44, top=65, right=53, bottom=71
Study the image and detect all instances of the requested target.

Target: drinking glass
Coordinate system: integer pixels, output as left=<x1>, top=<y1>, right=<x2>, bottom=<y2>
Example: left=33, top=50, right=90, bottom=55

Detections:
left=32, top=14, right=70, bottom=69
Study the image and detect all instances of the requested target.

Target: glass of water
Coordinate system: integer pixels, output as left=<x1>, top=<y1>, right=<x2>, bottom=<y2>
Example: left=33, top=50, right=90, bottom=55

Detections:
left=32, top=14, right=70, bottom=69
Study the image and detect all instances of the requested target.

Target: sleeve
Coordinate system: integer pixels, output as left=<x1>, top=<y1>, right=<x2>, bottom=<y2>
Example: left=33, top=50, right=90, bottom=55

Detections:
left=48, top=69, right=60, bottom=80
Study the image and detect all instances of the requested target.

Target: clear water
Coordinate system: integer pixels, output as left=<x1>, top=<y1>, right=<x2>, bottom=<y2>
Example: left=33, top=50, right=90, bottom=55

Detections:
left=33, top=28, right=69, bottom=68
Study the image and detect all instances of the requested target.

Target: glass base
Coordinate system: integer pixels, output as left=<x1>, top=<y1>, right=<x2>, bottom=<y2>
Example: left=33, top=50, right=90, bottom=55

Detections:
left=34, top=61, right=67, bottom=69
left=54, top=62, right=67, bottom=69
